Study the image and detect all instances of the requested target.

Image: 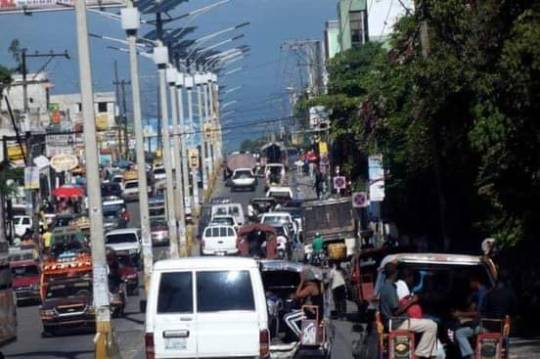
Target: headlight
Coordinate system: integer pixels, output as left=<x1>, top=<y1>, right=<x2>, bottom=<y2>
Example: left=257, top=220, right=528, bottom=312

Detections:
left=129, top=248, right=138, bottom=254
left=86, top=306, right=95, bottom=315
left=40, top=309, right=54, bottom=317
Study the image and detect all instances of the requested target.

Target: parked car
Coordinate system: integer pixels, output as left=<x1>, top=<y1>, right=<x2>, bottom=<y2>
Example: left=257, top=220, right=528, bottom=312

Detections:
left=105, top=228, right=141, bottom=266
left=151, top=220, right=169, bottom=246
left=152, top=165, right=167, bottom=181
left=144, top=257, right=269, bottom=359
left=230, top=168, right=257, bottom=192
left=201, top=225, right=238, bottom=256
left=149, top=196, right=166, bottom=221
left=102, top=204, right=129, bottom=231
left=260, top=212, right=297, bottom=235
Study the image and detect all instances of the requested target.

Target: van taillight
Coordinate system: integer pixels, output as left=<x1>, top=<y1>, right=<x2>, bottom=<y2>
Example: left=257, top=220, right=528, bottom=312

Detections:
left=260, top=329, right=270, bottom=358
left=145, top=333, right=155, bottom=359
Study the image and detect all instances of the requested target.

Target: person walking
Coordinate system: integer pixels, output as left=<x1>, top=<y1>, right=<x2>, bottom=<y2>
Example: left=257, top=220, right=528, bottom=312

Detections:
left=330, top=262, right=347, bottom=318
left=314, top=168, right=324, bottom=199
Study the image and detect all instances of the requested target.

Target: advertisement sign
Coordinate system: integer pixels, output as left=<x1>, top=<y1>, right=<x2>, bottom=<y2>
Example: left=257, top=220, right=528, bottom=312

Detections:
left=7, top=144, right=25, bottom=161
left=24, top=167, right=39, bottom=190
left=0, top=0, right=122, bottom=14
left=368, top=154, right=385, bottom=201
left=188, top=148, right=199, bottom=169
left=50, top=154, right=79, bottom=172
left=96, top=114, right=109, bottom=131
left=46, top=134, right=75, bottom=156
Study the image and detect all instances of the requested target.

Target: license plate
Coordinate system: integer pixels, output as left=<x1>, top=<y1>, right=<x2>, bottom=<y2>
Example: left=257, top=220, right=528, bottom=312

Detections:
left=165, top=338, right=187, bottom=350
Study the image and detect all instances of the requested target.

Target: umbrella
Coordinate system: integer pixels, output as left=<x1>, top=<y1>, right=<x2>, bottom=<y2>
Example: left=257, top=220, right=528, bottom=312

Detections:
left=52, top=185, right=85, bottom=198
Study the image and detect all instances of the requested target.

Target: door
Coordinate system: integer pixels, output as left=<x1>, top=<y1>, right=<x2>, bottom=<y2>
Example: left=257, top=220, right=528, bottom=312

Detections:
left=195, top=270, right=259, bottom=357
left=153, top=271, right=197, bottom=358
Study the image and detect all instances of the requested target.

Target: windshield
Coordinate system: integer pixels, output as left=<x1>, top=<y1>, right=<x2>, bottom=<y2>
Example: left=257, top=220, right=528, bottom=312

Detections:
left=262, top=215, right=289, bottom=225
left=151, top=221, right=168, bottom=230
left=234, top=170, right=252, bottom=178
left=46, top=280, right=92, bottom=300
left=103, top=205, right=123, bottom=217
left=11, top=265, right=39, bottom=277
left=101, top=184, right=120, bottom=196
left=154, top=168, right=165, bottom=174
left=211, top=217, right=233, bottom=225
left=105, top=233, right=138, bottom=244
left=125, top=182, right=138, bottom=189
left=269, top=191, right=291, bottom=199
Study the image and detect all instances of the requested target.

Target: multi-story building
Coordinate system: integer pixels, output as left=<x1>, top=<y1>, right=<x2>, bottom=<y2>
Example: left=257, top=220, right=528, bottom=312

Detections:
left=324, top=20, right=342, bottom=60
left=337, top=0, right=369, bottom=51
left=368, top=0, right=414, bottom=43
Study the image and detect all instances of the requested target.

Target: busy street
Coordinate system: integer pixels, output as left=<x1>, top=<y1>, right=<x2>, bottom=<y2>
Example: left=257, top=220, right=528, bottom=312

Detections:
left=1, top=0, right=540, bottom=358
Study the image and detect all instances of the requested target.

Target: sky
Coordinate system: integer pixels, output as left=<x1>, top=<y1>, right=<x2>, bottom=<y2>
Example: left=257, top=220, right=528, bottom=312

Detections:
left=0, top=0, right=338, bottom=151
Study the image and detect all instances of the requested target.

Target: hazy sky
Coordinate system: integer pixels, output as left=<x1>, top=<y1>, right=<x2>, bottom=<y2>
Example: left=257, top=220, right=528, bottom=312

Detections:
left=0, top=0, right=338, bottom=150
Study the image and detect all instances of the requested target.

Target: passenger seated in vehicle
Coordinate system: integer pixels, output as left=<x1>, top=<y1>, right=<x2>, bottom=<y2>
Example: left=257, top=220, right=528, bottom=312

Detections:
left=379, top=262, right=438, bottom=359
left=451, top=274, right=487, bottom=359
left=283, top=269, right=323, bottom=341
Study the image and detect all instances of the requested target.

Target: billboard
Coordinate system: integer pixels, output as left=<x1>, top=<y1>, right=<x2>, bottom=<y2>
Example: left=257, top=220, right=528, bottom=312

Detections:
left=0, top=0, right=122, bottom=14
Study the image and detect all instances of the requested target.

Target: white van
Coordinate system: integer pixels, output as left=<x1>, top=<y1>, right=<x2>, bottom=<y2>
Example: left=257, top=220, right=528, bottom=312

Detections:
left=211, top=203, right=246, bottom=225
left=145, top=257, right=269, bottom=358
left=201, top=225, right=238, bottom=256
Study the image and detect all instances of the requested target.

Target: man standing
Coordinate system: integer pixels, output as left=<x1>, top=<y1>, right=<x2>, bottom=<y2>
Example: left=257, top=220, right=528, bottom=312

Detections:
left=330, top=262, right=347, bottom=318
left=379, top=262, right=438, bottom=359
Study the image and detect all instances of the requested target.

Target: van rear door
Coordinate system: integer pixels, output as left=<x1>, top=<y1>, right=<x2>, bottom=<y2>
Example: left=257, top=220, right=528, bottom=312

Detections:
left=195, top=270, right=259, bottom=356
left=153, top=271, right=197, bottom=358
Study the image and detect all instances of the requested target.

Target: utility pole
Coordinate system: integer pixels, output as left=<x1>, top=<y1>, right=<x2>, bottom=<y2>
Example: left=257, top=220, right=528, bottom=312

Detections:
left=154, top=44, right=179, bottom=258
left=185, top=74, right=200, bottom=215
left=195, top=73, right=208, bottom=195
left=202, top=76, right=213, bottom=180
left=74, top=0, right=110, bottom=356
left=120, top=80, right=130, bottom=160
left=113, top=61, right=123, bottom=157
left=121, top=4, right=153, bottom=293
left=167, top=68, right=187, bottom=256
left=177, top=72, right=191, bottom=221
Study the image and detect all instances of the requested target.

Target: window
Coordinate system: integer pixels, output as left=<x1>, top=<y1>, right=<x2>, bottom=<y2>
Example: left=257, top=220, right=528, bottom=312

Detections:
left=77, top=103, right=82, bottom=112
left=158, top=272, right=193, bottom=313
left=97, top=102, right=108, bottom=113
left=227, top=228, right=234, bottom=236
left=350, top=11, right=364, bottom=47
left=21, top=217, right=31, bottom=225
left=105, top=233, right=137, bottom=244
left=196, top=271, right=255, bottom=312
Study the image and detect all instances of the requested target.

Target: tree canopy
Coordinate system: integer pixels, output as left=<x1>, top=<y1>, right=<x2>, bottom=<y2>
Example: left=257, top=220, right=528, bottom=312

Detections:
left=309, top=0, right=540, bottom=250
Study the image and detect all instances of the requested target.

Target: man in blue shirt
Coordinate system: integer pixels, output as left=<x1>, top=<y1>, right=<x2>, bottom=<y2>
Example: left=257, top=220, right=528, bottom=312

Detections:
left=379, top=262, right=438, bottom=358
left=453, top=275, right=488, bottom=358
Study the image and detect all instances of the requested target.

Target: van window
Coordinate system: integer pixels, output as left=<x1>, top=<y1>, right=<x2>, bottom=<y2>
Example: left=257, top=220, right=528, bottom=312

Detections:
left=212, top=227, right=220, bottom=237
left=22, top=217, right=31, bottom=225
left=219, top=227, right=227, bottom=237
left=158, top=272, right=193, bottom=313
left=196, top=271, right=254, bottom=312
left=231, top=206, right=240, bottom=216
left=227, top=228, right=234, bottom=236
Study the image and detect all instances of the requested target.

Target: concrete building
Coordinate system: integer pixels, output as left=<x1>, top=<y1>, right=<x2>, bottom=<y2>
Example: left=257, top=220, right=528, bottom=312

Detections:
left=324, top=20, right=342, bottom=60
left=337, top=0, right=368, bottom=51
left=0, top=72, right=51, bottom=131
left=368, top=0, right=414, bottom=43
left=49, top=91, right=117, bottom=131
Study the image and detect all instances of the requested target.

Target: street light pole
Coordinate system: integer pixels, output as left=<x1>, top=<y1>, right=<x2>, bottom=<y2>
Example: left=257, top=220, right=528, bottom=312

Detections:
left=202, top=75, right=213, bottom=179
left=176, top=73, right=191, bottom=226
left=185, top=75, right=200, bottom=215
left=74, top=0, right=110, bottom=356
left=195, top=73, right=208, bottom=194
left=167, top=67, right=186, bottom=256
left=121, top=4, right=153, bottom=294
left=154, top=44, right=179, bottom=258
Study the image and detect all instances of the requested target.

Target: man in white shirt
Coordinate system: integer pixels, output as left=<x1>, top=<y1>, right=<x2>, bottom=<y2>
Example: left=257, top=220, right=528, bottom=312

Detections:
left=330, top=263, right=347, bottom=318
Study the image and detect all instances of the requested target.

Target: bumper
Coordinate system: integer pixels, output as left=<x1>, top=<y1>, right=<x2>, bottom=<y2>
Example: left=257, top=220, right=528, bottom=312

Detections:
left=42, top=315, right=95, bottom=329
left=14, top=289, right=40, bottom=302
left=232, top=181, right=257, bottom=188
left=202, top=248, right=239, bottom=256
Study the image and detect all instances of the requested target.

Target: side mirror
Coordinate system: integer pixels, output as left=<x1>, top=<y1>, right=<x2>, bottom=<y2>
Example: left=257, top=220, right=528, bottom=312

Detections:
left=139, top=299, right=147, bottom=313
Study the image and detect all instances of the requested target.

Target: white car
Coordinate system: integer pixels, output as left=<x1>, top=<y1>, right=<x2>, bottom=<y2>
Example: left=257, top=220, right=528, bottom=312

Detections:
left=153, top=165, right=166, bottom=181
left=230, top=168, right=257, bottom=192
left=13, top=215, right=32, bottom=238
left=209, top=214, right=239, bottom=230
left=201, top=225, right=238, bottom=256
left=105, top=228, right=141, bottom=264
left=211, top=203, right=246, bottom=226
left=122, top=180, right=150, bottom=201
left=260, top=212, right=297, bottom=234
left=266, top=186, right=294, bottom=203
left=145, top=257, right=269, bottom=359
